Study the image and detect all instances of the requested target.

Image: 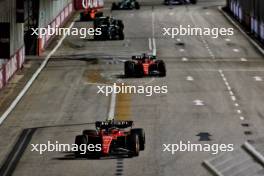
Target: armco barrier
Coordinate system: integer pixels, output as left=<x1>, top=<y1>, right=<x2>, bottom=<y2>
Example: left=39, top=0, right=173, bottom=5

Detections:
left=0, top=46, right=25, bottom=90
left=38, top=2, right=74, bottom=55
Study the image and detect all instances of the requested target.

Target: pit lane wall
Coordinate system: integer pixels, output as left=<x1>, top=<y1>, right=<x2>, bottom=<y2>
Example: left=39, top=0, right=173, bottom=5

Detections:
left=38, top=0, right=74, bottom=54
left=226, top=0, right=264, bottom=44
left=0, top=0, right=25, bottom=90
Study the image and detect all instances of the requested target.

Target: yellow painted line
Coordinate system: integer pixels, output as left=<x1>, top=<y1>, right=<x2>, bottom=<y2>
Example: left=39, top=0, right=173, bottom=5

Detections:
left=115, top=86, right=131, bottom=121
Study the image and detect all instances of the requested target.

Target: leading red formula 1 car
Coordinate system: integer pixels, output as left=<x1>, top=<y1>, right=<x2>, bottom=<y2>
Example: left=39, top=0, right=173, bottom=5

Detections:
left=74, top=120, right=145, bottom=158
left=125, top=54, right=166, bottom=77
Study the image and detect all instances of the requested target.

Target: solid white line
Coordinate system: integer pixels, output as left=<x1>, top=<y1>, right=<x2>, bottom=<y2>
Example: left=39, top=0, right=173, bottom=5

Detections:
left=149, top=38, right=152, bottom=51
left=107, top=85, right=116, bottom=121
left=152, top=38, right=157, bottom=56
left=152, top=8, right=155, bottom=38
left=0, top=22, right=75, bottom=125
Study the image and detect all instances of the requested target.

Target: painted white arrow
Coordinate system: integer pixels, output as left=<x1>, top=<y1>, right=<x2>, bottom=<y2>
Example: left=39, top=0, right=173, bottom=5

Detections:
left=186, top=76, right=194, bottom=81
left=253, top=76, right=263, bottom=81
left=193, top=100, right=204, bottom=106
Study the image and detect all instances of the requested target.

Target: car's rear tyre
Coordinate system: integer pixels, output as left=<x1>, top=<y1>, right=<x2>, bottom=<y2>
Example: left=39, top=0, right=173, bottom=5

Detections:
left=74, top=135, right=87, bottom=158
left=125, top=61, right=135, bottom=77
left=130, top=134, right=140, bottom=156
left=135, top=2, right=140, bottom=9
left=190, top=0, right=197, bottom=4
left=82, top=130, right=97, bottom=136
left=131, top=129, right=145, bottom=150
left=119, top=32, right=125, bottom=40
left=95, top=11, right=103, bottom=17
left=156, top=60, right=166, bottom=77
left=135, top=64, right=144, bottom=77
left=112, top=2, right=118, bottom=10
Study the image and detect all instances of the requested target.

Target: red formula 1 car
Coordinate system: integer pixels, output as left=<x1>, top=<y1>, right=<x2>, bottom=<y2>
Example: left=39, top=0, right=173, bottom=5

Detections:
left=74, top=120, right=145, bottom=158
left=80, top=9, right=103, bottom=21
left=124, top=54, right=166, bottom=77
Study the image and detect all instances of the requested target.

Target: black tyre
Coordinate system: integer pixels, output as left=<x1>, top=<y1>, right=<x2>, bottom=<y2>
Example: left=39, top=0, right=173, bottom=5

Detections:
left=135, top=2, right=140, bottom=9
left=119, top=32, right=125, bottom=40
left=82, top=130, right=97, bottom=136
left=135, top=64, right=144, bottom=77
left=129, top=134, right=140, bottom=156
left=74, top=135, right=87, bottom=158
left=156, top=60, right=166, bottom=77
left=80, top=12, right=85, bottom=21
left=190, top=0, right=197, bottom=4
left=131, top=129, right=145, bottom=150
left=95, top=12, right=103, bottom=17
left=112, top=2, right=118, bottom=10
left=117, top=20, right=124, bottom=30
left=125, top=61, right=135, bottom=77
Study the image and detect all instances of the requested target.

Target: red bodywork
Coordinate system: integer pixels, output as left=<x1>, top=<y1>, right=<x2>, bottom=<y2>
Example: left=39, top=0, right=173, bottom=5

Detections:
left=134, top=56, right=155, bottom=75
left=99, top=129, right=127, bottom=155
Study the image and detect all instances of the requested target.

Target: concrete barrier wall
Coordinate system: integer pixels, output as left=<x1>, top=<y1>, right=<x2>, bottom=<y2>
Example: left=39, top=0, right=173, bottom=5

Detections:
left=227, top=0, right=264, bottom=43
left=0, top=46, right=25, bottom=90
left=38, top=2, right=74, bottom=54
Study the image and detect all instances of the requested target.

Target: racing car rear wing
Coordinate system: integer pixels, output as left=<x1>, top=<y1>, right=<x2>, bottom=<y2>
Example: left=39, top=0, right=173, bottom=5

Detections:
left=95, top=120, right=133, bottom=129
left=132, top=54, right=156, bottom=60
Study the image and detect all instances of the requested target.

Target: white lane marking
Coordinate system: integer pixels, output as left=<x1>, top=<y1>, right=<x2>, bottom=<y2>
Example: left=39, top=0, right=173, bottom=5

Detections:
left=186, top=76, right=194, bottom=81
left=253, top=76, right=263, bottom=82
left=240, top=116, right=245, bottom=120
left=169, top=12, right=174, bottom=16
left=179, top=49, right=185, bottom=52
left=233, top=48, right=240, bottom=52
left=148, top=38, right=152, bottom=51
left=152, top=38, right=157, bottom=56
left=229, top=91, right=234, bottom=96
left=193, top=100, right=204, bottom=106
left=240, top=58, right=247, bottom=62
left=0, top=22, right=75, bottom=125
left=177, top=38, right=181, bottom=42
left=205, top=12, right=210, bottom=15
left=231, top=96, right=236, bottom=101
left=182, top=57, right=188, bottom=61
left=225, top=38, right=231, bottom=42
left=237, top=109, right=242, bottom=114
left=151, top=8, right=155, bottom=38
left=234, top=103, right=239, bottom=107
left=107, top=85, right=117, bottom=120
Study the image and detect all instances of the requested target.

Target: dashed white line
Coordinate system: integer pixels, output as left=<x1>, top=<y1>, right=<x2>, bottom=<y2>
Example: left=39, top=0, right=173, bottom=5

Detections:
left=240, top=58, right=247, bottom=62
left=182, top=57, right=188, bottom=61
left=233, top=48, right=240, bottom=52
left=237, top=109, right=242, bottom=114
left=186, top=76, right=194, bottom=81
left=253, top=76, right=263, bottom=82
left=240, top=116, right=245, bottom=120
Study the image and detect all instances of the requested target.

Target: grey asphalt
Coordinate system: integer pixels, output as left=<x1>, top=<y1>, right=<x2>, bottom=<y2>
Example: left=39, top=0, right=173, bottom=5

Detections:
left=1, top=0, right=264, bottom=176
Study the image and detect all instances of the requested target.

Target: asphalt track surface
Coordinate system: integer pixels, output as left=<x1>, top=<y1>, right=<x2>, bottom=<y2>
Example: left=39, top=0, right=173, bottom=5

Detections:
left=1, top=0, right=264, bottom=175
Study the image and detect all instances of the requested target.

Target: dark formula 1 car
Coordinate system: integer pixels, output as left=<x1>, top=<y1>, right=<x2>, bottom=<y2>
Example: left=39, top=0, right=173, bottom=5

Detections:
left=75, top=120, right=145, bottom=158
left=80, top=9, right=103, bottom=21
left=125, top=54, right=166, bottom=77
left=164, top=0, right=197, bottom=5
left=112, top=0, right=140, bottom=10
left=94, top=16, right=125, bottom=40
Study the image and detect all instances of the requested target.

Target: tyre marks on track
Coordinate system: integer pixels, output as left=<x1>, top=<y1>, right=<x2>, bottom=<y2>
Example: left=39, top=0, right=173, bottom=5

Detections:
left=0, top=128, right=36, bottom=176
